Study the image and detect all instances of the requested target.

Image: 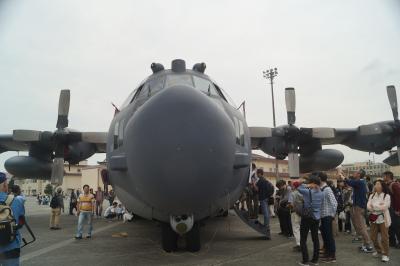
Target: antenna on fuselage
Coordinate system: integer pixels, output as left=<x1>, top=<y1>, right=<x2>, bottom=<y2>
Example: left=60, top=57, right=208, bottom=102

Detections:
left=193, top=63, right=206, bottom=73
left=151, top=63, right=164, bottom=73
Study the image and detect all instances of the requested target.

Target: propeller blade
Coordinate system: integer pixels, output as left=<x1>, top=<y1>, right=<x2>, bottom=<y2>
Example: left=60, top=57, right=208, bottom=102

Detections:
left=51, top=158, right=64, bottom=185
left=285, top=88, right=296, bottom=125
left=248, top=127, right=273, bottom=138
left=387, top=85, right=398, bottom=121
left=13, top=130, right=41, bottom=142
left=397, top=146, right=400, bottom=166
left=56, top=90, right=70, bottom=129
left=81, top=132, right=108, bottom=143
left=311, top=128, right=336, bottom=139
left=288, top=152, right=300, bottom=179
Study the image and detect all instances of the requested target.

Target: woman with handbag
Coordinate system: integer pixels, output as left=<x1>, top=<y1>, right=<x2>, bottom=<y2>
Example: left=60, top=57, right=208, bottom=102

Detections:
left=367, top=180, right=391, bottom=263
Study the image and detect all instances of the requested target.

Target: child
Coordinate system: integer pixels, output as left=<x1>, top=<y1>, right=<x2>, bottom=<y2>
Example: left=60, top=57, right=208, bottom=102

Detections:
left=116, top=203, right=124, bottom=220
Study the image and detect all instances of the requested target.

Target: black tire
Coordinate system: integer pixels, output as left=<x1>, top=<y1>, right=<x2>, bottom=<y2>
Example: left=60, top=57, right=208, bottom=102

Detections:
left=186, top=223, right=201, bottom=252
left=161, top=223, right=178, bottom=253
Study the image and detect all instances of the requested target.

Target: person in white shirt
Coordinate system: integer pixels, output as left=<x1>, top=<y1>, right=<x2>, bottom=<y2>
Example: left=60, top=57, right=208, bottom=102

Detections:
left=104, top=202, right=118, bottom=219
left=367, top=180, right=391, bottom=263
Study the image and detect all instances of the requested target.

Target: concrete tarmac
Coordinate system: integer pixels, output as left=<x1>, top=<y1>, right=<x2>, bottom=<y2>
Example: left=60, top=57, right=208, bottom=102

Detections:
left=17, top=207, right=400, bottom=266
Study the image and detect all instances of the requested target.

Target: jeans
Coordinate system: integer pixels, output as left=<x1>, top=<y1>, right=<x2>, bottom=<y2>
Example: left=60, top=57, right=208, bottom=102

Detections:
left=260, top=199, right=270, bottom=227
left=320, top=216, right=336, bottom=257
left=300, top=217, right=320, bottom=263
left=0, top=257, right=19, bottom=266
left=0, top=248, right=20, bottom=266
left=76, top=212, right=93, bottom=237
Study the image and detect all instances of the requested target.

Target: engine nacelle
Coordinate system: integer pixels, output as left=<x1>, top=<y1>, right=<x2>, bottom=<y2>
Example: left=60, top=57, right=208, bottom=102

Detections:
left=65, top=142, right=96, bottom=164
left=260, top=137, right=288, bottom=160
left=300, top=149, right=344, bottom=173
left=5, top=156, right=52, bottom=178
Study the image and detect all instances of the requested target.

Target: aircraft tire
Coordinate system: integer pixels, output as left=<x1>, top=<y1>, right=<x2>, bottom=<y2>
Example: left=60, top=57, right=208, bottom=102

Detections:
left=186, top=222, right=201, bottom=252
left=161, top=223, right=178, bottom=252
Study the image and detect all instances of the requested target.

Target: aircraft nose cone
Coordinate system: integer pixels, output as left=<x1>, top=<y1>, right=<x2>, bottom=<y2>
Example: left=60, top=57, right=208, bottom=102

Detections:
left=125, top=85, right=236, bottom=214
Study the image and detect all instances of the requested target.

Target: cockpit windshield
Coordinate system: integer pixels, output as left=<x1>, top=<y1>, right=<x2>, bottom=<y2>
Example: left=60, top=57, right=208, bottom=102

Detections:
left=120, top=73, right=236, bottom=109
left=165, top=74, right=194, bottom=88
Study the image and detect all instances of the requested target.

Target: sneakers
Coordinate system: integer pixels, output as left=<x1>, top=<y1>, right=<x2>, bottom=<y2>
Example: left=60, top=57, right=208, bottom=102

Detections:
left=352, top=237, right=362, bottom=243
left=75, top=236, right=82, bottom=240
left=372, top=252, right=379, bottom=258
left=381, top=256, right=389, bottom=262
left=359, top=245, right=374, bottom=253
left=309, top=260, right=319, bottom=266
left=298, top=262, right=310, bottom=266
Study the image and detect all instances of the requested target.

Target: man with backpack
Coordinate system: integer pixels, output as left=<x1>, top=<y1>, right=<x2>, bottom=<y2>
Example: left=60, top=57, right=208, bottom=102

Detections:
left=297, top=175, right=323, bottom=266
left=0, top=172, right=25, bottom=266
left=49, top=187, right=64, bottom=230
left=254, top=169, right=274, bottom=240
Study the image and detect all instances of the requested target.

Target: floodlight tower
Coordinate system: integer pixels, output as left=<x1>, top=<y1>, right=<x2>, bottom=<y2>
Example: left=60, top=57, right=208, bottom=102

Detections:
left=263, top=68, right=279, bottom=179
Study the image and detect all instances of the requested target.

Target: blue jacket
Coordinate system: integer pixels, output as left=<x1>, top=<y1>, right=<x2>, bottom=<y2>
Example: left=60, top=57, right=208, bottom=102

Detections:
left=297, top=184, right=323, bottom=220
left=0, top=192, right=25, bottom=253
left=345, top=178, right=367, bottom=209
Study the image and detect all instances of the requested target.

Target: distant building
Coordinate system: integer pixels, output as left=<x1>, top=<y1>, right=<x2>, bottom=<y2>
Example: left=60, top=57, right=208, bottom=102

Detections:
left=341, top=161, right=390, bottom=180
left=389, top=165, right=400, bottom=179
left=252, top=153, right=289, bottom=185
left=13, top=160, right=108, bottom=196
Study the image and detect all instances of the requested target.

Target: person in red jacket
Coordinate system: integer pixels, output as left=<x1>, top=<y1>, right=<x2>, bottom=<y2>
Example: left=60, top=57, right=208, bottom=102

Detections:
left=383, top=171, right=400, bottom=248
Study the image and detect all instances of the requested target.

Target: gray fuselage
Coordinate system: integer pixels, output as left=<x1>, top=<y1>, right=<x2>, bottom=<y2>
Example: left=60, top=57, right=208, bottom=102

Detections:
left=106, top=69, right=251, bottom=223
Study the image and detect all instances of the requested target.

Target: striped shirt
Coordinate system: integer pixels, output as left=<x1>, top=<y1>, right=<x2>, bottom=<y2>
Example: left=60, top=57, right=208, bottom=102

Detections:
left=78, top=193, right=95, bottom=212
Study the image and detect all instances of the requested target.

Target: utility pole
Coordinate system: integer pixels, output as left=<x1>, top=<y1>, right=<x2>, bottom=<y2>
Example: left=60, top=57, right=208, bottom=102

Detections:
left=263, top=68, right=279, bottom=180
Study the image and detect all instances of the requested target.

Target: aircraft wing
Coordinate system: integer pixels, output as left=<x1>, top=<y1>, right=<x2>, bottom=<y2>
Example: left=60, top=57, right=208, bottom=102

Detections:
left=0, top=134, right=30, bottom=153
left=0, top=131, right=108, bottom=154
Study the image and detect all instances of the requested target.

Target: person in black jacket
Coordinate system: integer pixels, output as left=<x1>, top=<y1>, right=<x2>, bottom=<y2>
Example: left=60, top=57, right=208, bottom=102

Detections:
left=254, top=169, right=275, bottom=240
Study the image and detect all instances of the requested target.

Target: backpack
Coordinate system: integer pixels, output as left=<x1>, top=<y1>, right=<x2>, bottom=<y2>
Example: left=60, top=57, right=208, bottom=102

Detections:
left=292, top=191, right=304, bottom=216
left=50, top=195, right=59, bottom=209
left=0, top=195, right=16, bottom=246
left=301, top=190, right=316, bottom=220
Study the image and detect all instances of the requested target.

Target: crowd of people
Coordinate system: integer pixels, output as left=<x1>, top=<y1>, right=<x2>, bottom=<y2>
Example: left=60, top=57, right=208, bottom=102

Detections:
left=2, top=166, right=400, bottom=265
left=46, top=185, right=132, bottom=239
left=238, top=164, right=400, bottom=265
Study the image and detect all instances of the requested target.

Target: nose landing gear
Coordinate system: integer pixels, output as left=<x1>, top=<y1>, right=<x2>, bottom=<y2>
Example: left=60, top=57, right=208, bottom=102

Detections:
left=161, top=214, right=201, bottom=252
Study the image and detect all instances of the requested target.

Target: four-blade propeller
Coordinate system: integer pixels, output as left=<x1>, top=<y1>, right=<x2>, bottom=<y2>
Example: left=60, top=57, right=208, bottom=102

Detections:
left=266, top=88, right=337, bottom=179
left=12, top=90, right=106, bottom=185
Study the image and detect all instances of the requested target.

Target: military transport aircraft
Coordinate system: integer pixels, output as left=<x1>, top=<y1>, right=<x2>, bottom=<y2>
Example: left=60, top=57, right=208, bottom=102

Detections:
left=0, top=59, right=398, bottom=252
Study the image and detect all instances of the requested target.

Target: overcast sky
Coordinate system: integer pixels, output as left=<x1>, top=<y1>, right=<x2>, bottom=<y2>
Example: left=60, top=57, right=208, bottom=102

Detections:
left=0, top=0, right=400, bottom=170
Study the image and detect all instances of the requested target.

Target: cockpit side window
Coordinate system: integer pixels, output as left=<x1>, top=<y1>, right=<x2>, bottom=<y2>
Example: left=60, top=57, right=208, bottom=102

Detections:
left=147, top=76, right=165, bottom=96
left=120, top=88, right=139, bottom=109
left=192, top=76, right=219, bottom=96
left=213, top=83, right=237, bottom=108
